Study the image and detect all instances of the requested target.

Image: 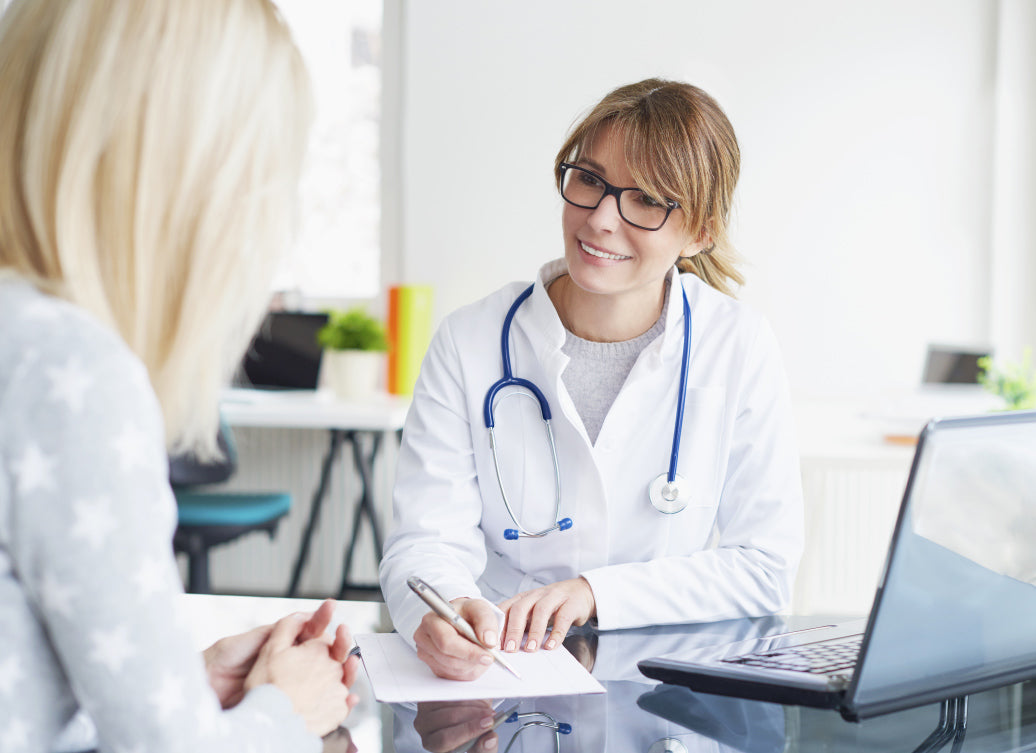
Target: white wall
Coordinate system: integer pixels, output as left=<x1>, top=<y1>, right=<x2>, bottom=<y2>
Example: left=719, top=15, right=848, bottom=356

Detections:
left=387, top=0, right=1006, bottom=397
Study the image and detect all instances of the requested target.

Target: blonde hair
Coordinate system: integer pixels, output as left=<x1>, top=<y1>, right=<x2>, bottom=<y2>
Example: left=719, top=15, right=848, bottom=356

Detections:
left=0, top=0, right=313, bottom=456
left=555, top=78, right=744, bottom=296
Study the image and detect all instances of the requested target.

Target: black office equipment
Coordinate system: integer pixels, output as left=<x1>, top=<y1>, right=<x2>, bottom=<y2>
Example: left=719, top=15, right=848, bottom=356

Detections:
left=922, top=344, right=991, bottom=385
left=238, top=311, right=329, bottom=390
left=639, top=410, right=1036, bottom=721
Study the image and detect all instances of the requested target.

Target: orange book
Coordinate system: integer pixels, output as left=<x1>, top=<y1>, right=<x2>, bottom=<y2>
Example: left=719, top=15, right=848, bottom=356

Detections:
left=388, top=285, right=433, bottom=395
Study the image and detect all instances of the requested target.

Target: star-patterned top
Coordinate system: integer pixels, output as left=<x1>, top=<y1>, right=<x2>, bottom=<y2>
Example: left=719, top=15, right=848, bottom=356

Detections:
left=0, top=279, right=319, bottom=752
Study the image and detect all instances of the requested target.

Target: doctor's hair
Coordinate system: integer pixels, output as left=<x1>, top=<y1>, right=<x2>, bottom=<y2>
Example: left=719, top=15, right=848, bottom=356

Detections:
left=554, top=78, right=745, bottom=297
left=0, top=0, right=313, bottom=458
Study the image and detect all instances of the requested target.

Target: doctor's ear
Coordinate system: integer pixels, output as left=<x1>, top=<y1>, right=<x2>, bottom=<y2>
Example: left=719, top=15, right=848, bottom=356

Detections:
left=679, top=231, right=714, bottom=259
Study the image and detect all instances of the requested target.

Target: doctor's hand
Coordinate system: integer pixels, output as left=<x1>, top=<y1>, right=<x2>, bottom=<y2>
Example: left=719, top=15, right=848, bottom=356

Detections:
left=498, top=577, right=596, bottom=654
left=414, top=700, right=500, bottom=753
left=414, top=597, right=501, bottom=681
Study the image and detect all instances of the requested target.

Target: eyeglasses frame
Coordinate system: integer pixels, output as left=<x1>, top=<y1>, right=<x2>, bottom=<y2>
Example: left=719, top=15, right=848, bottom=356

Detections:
left=558, top=162, right=681, bottom=231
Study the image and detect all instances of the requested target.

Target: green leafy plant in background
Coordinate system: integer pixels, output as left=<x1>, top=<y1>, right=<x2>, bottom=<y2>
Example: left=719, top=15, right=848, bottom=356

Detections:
left=317, top=307, right=389, bottom=352
left=977, top=347, right=1036, bottom=411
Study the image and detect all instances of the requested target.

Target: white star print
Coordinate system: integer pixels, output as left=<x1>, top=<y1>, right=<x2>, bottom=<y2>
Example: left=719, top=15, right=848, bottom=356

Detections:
left=19, top=297, right=62, bottom=321
left=251, top=709, right=274, bottom=727
left=150, top=673, right=185, bottom=723
left=88, top=623, right=137, bottom=675
left=39, top=573, right=76, bottom=619
left=112, top=744, right=147, bottom=753
left=125, top=360, right=153, bottom=394
left=196, top=695, right=221, bottom=737
left=111, top=421, right=154, bottom=473
left=0, top=654, right=24, bottom=696
left=70, top=495, right=118, bottom=550
left=11, top=443, right=57, bottom=496
left=134, top=556, right=172, bottom=600
left=0, top=718, right=29, bottom=751
left=46, top=356, right=93, bottom=413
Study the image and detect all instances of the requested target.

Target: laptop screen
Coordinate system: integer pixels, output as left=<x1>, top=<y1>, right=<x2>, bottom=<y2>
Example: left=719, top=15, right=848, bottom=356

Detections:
left=851, top=412, right=1036, bottom=712
left=236, top=311, right=329, bottom=390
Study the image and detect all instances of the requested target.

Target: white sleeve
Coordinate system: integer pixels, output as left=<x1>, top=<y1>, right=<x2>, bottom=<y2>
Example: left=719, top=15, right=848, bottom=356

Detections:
left=2, top=334, right=319, bottom=752
left=379, top=317, right=496, bottom=645
left=582, top=319, right=804, bottom=629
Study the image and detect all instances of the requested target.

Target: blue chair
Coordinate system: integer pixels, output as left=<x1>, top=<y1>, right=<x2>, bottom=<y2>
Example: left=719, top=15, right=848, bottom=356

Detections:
left=170, top=422, right=291, bottom=594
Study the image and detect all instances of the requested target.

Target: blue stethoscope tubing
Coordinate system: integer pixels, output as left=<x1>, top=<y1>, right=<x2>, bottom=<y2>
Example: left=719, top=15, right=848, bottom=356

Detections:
left=484, top=278, right=693, bottom=540
left=484, top=284, right=570, bottom=540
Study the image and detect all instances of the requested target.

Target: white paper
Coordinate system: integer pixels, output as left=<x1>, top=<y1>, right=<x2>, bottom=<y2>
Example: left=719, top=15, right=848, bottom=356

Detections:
left=355, top=632, right=606, bottom=703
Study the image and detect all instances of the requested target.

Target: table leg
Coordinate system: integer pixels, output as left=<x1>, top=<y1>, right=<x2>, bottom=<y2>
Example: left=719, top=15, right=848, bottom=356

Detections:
left=287, top=428, right=344, bottom=597
left=337, top=431, right=386, bottom=598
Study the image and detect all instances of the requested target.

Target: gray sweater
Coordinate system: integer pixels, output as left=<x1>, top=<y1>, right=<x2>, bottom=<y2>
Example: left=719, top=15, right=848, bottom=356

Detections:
left=559, top=282, right=669, bottom=445
left=0, top=279, right=317, bottom=752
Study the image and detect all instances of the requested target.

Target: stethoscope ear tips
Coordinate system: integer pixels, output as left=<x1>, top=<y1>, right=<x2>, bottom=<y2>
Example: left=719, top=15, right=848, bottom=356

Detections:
left=504, top=529, right=521, bottom=540
left=558, top=518, right=573, bottom=531
left=558, top=723, right=573, bottom=734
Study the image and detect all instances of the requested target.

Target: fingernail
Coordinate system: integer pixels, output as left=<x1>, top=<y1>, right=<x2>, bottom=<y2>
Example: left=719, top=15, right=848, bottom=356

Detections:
left=483, top=737, right=498, bottom=750
left=525, top=639, right=537, bottom=651
left=480, top=715, right=494, bottom=729
left=484, top=630, right=498, bottom=647
left=545, top=639, right=556, bottom=650
left=505, top=640, right=516, bottom=652
left=480, top=655, right=493, bottom=665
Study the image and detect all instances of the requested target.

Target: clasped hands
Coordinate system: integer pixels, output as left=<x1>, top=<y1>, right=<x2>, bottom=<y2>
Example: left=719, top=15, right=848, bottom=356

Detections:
left=413, top=577, right=596, bottom=681
left=203, top=598, right=361, bottom=737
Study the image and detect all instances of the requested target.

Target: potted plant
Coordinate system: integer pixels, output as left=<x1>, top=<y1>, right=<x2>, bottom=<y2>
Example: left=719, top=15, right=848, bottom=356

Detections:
left=317, top=307, right=389, bottom=400
left=978, top=348, right=1036, bottom=411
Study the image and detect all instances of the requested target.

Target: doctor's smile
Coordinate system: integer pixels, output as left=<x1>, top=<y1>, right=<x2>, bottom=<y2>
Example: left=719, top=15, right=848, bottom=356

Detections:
left=578, top=241, right=630, bottom=262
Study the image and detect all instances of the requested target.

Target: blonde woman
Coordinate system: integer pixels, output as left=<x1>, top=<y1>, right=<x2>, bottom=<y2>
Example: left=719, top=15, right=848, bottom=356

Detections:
left=380, top=79, right=803, bottom=680
left=0, top=0, right=359, bottom=749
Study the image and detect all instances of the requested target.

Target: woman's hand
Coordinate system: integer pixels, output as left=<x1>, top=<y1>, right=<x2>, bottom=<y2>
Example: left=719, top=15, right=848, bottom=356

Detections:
left=497, top=577, right=596, bottom=654
left=204, top=623, right=276, bottom=708
left=244, top=607, right=361, bottom=737
left=203, top=599, right=348, bottom=709
left=414, top=700, right=500, bottom=753
left=413, top=597, right=501, bottom=681
left=322, top=726, right=358, bottom=753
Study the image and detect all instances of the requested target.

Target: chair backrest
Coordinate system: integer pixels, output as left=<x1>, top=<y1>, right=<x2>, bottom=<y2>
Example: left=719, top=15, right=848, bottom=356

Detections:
left=168, top=420, right=238, bottom=487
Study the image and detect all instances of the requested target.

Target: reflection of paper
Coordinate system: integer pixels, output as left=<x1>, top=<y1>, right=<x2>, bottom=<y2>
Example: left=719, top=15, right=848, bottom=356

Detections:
left=355, top=633, right=606, bottom=703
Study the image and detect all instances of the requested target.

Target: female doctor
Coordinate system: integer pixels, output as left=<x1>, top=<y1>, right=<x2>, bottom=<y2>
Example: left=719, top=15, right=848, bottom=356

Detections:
left=379, top=78, right=803, bottom=681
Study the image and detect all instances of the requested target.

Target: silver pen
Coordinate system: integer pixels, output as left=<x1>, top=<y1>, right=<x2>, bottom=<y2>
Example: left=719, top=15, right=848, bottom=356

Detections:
left=407, top=575, right=522, bottom=679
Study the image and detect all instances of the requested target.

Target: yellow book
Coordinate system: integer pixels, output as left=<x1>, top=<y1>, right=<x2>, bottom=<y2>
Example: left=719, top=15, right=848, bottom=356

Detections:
left=388, top=284, right=433, bottom=395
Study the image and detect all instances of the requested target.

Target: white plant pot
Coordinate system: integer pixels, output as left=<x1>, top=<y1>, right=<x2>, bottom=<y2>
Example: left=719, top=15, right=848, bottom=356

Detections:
left=322, top=350, right=383, bottom=401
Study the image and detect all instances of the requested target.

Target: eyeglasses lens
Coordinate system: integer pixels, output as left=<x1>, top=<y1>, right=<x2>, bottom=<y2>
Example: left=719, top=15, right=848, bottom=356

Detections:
left=560, top=165, right=669, bottom=231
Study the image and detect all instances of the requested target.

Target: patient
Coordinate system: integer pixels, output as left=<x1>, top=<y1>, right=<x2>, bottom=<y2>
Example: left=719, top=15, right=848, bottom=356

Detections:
left=0, top=0, right=359, bottom=749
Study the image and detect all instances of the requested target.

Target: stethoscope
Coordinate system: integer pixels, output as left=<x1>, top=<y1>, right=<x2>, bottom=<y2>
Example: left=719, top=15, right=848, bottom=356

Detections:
left=502, top=710, right=572, bottom=753
left=483, top=280, right=693, bottom=541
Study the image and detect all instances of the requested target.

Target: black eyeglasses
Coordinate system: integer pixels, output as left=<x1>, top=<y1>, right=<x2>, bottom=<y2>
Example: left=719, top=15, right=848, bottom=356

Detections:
left=558, top=162, right=680, bottom=231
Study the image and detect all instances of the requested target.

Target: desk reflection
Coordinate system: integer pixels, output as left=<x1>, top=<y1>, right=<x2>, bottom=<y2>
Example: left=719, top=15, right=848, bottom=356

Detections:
left=389, top=618, right=787, bottom=753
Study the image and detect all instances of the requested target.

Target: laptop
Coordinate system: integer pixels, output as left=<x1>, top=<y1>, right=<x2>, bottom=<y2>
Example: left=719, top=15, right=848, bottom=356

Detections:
left=639, top=410, right=1036, bottom=721
left=236, top=311, right=328, bottom=390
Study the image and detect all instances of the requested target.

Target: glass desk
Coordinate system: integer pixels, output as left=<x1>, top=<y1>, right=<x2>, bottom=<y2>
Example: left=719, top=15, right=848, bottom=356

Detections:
left=347, top=621, right=1036, bottom=753
left=166, top=596, right=1036, bottom=753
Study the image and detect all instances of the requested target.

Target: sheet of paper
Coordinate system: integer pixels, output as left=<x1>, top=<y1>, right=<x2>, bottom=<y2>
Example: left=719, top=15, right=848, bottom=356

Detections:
left=355, top=632, right=606, bottom=703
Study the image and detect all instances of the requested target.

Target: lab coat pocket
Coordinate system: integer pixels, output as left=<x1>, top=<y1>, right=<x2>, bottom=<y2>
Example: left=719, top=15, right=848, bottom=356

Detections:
left=672, top=386, right=729, bottom=511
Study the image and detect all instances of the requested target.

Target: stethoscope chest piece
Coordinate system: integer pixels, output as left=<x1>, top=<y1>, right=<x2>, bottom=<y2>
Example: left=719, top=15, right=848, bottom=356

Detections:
left=649, top=472, right=690, bottom=514
left=648, top=738, right=689, bottom=753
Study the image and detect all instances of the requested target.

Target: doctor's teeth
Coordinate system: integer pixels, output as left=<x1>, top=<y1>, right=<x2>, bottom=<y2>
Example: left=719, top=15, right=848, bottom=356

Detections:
left=580, top=242, right=628, bottom=260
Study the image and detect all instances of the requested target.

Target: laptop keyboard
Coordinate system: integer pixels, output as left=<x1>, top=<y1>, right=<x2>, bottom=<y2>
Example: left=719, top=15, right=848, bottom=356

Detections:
left=722, top=633, right=863, bottom=676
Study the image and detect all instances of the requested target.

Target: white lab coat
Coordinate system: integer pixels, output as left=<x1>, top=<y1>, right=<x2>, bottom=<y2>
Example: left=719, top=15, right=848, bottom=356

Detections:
left=380, top=259, right=803, bottom=644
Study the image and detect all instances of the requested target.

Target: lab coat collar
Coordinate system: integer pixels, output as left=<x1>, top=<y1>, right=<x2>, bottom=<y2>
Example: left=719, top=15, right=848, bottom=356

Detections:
left=527, top=259, right=689, bottom=365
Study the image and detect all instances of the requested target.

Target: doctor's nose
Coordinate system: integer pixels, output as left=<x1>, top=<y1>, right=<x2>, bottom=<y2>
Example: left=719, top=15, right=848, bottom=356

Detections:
left=587, top=194, right=622, bottom=233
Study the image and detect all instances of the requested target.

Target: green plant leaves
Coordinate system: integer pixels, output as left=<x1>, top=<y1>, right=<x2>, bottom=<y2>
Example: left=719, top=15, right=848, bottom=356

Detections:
left=316, top=307, right=389, bottom=352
